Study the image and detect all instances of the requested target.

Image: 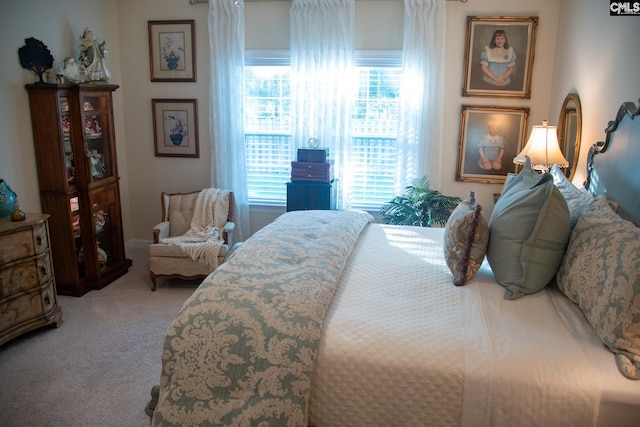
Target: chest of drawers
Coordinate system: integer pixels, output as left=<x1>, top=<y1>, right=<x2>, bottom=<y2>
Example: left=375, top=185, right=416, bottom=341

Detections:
left=0, top=214, right=62, bottom=346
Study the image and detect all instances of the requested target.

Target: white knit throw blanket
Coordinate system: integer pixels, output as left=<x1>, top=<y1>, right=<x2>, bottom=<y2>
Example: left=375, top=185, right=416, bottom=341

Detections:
left=160, top=188, right=230, bottom=269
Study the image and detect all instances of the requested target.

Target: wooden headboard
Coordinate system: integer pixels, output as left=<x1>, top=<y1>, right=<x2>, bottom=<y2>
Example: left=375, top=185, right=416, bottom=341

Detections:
left=584, top=99, right=640, bottom=226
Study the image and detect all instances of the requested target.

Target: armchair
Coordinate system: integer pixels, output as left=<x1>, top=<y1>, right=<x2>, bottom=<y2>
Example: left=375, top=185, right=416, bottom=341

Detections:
left=149, top=189, right=235, bottom=291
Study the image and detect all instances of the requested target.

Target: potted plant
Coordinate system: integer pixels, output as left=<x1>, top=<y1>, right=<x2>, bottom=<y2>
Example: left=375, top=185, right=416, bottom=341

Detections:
left=379, top=176, right=461, bottom=227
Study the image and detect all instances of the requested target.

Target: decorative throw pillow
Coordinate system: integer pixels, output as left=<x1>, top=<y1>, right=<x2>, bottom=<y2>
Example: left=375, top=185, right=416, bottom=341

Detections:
left=555, top=196, right=640, bottom=379
left=443, top=191, right=489, bottom=286
left=550, top=164, right=598, bottom=229
left=487, top=157, right=571, bottom=300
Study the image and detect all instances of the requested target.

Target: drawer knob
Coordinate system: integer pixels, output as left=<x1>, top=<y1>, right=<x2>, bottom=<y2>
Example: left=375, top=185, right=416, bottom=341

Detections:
left=41, top=267, right=47, bottom=276
left=37, top=237, right=43, bottom=246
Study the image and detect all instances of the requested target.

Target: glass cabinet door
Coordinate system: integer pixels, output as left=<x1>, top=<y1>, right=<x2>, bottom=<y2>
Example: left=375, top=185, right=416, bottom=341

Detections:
left=69, top=195, right=88, bottom=281
left=59, top=96, right=78, bottom=189
left=90, top=186, right=121, bottom=276
left=81, top=93, right=114, bottom=183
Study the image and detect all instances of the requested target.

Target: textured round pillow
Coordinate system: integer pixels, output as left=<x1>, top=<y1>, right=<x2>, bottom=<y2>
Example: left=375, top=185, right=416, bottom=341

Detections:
left=443, top=191, right=489, bottom=286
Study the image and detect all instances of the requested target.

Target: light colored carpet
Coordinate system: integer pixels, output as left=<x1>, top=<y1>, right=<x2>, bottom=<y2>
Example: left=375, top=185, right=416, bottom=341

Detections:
left=0, top=241, right=198, bottom=427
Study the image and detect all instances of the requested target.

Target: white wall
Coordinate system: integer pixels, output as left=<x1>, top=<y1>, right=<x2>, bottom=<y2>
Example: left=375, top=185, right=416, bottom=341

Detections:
left=549, top=0, right=640, bottom=187
left=2, top=0, right=637, bottom=244
left=117, top=0, right=213, bottom=241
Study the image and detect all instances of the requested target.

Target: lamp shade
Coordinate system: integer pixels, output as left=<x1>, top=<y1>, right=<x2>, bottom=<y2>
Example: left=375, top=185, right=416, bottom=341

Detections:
left=514, top=121, right=569, bottom=171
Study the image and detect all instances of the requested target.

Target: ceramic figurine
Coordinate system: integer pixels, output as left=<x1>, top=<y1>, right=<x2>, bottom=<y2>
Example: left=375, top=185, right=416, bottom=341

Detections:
left=90, top=149, right=105, bottom=179
left=0, top=180, right=18, bottom=218
left=11, top=203, right=26, bottom=222
left=78, top=27, right=111, bottom=82
left=62, top=57, right=83, bottom=83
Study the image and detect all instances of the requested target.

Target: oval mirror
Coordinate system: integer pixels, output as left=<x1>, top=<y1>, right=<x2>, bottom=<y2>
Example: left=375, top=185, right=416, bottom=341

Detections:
left=557, top=93, right=582, bottom=180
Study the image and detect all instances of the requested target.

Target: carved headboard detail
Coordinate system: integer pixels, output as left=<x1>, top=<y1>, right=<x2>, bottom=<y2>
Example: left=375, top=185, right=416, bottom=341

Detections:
left=584, top=98, right=640, bottom=226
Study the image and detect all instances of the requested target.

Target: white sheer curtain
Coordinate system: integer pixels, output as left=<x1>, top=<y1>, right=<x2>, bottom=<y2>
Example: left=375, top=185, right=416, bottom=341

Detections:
left=208, top=0, right=248, bottom=240
left=397, top=0, right=446, bottom=191
left=290, top=0, right=355, bottom=210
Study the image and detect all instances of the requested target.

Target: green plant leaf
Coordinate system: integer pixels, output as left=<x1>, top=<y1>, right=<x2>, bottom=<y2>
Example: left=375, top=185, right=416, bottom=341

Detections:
left=379, top=176, right=461, bottom=227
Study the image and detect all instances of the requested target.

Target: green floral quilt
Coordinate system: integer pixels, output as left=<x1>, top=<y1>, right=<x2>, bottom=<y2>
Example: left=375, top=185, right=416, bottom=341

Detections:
left=151, top=210, right=373, bottom=426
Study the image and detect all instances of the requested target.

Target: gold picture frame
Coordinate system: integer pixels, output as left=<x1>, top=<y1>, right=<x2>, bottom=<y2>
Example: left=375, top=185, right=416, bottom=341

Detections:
left=148, top=20, right=196, bottom=82
left=456, top=105, right=529, bottom=183
left=462, top=16, right=538, bottom=99
left=152, top=99, right=199, bottom=158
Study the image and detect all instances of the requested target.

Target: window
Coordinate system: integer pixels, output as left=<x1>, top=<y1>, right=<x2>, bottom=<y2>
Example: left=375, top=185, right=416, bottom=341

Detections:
left=350, top=66, right=401, bottom=209
left=244, top=51, right=402, bottom=208
left=244, top=65, right=292, bottom=204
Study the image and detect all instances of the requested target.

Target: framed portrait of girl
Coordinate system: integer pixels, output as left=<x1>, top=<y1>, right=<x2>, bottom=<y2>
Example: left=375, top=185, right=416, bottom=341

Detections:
left=462, top=16, right=538, bottom=99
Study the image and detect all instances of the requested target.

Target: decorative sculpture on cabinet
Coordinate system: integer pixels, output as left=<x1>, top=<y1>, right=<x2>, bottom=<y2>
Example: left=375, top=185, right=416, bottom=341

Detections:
left=78, top=27, right=111, bottom=82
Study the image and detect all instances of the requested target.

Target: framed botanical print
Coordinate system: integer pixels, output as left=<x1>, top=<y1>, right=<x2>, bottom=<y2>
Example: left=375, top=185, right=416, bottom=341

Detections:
left=148, top=20, right=196, bottom=82
left=456, top=105, right=529, bottom=183
left=462, top=16, right=538, bottom=98
left=152, top=99, right=199, bottom=158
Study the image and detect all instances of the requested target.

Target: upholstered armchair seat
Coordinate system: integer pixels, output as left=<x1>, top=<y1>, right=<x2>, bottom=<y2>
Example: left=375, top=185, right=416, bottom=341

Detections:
left=149, top=189, right=234, bottom=291
left=149, top=242, right=231, bottom=259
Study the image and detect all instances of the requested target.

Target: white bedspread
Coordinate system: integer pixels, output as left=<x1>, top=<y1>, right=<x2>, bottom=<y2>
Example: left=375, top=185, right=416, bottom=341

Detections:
left=460, top=263, right=599, bottom=427
left=309, top=224, right=465, bottom=426
left=309, top=224, right=603, bottom=427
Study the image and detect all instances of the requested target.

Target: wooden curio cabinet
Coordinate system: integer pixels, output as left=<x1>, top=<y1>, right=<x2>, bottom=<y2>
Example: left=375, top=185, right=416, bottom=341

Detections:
left=26, top=83, right=132, bottom=296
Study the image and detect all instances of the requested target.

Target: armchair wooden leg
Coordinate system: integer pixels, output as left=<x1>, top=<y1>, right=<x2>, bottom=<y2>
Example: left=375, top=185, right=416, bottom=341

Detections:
left=150, top=272, right=157, bottom=291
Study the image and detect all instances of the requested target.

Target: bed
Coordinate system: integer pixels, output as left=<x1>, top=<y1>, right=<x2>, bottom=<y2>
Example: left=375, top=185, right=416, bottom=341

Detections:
left=148, top=100, right=640, bottom=426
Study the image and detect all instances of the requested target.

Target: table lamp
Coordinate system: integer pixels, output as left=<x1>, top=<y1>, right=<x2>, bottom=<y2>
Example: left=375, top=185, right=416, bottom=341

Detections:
left=513, top=120, right=569, bottom=172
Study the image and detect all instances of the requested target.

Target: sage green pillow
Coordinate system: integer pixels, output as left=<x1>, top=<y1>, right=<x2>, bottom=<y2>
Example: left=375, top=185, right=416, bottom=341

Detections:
left=487, top=157, right=571, bottom=300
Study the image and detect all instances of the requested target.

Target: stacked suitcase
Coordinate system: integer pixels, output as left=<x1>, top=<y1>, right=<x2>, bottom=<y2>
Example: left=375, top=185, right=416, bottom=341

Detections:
left=291, top=148, right=333, bottom=182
